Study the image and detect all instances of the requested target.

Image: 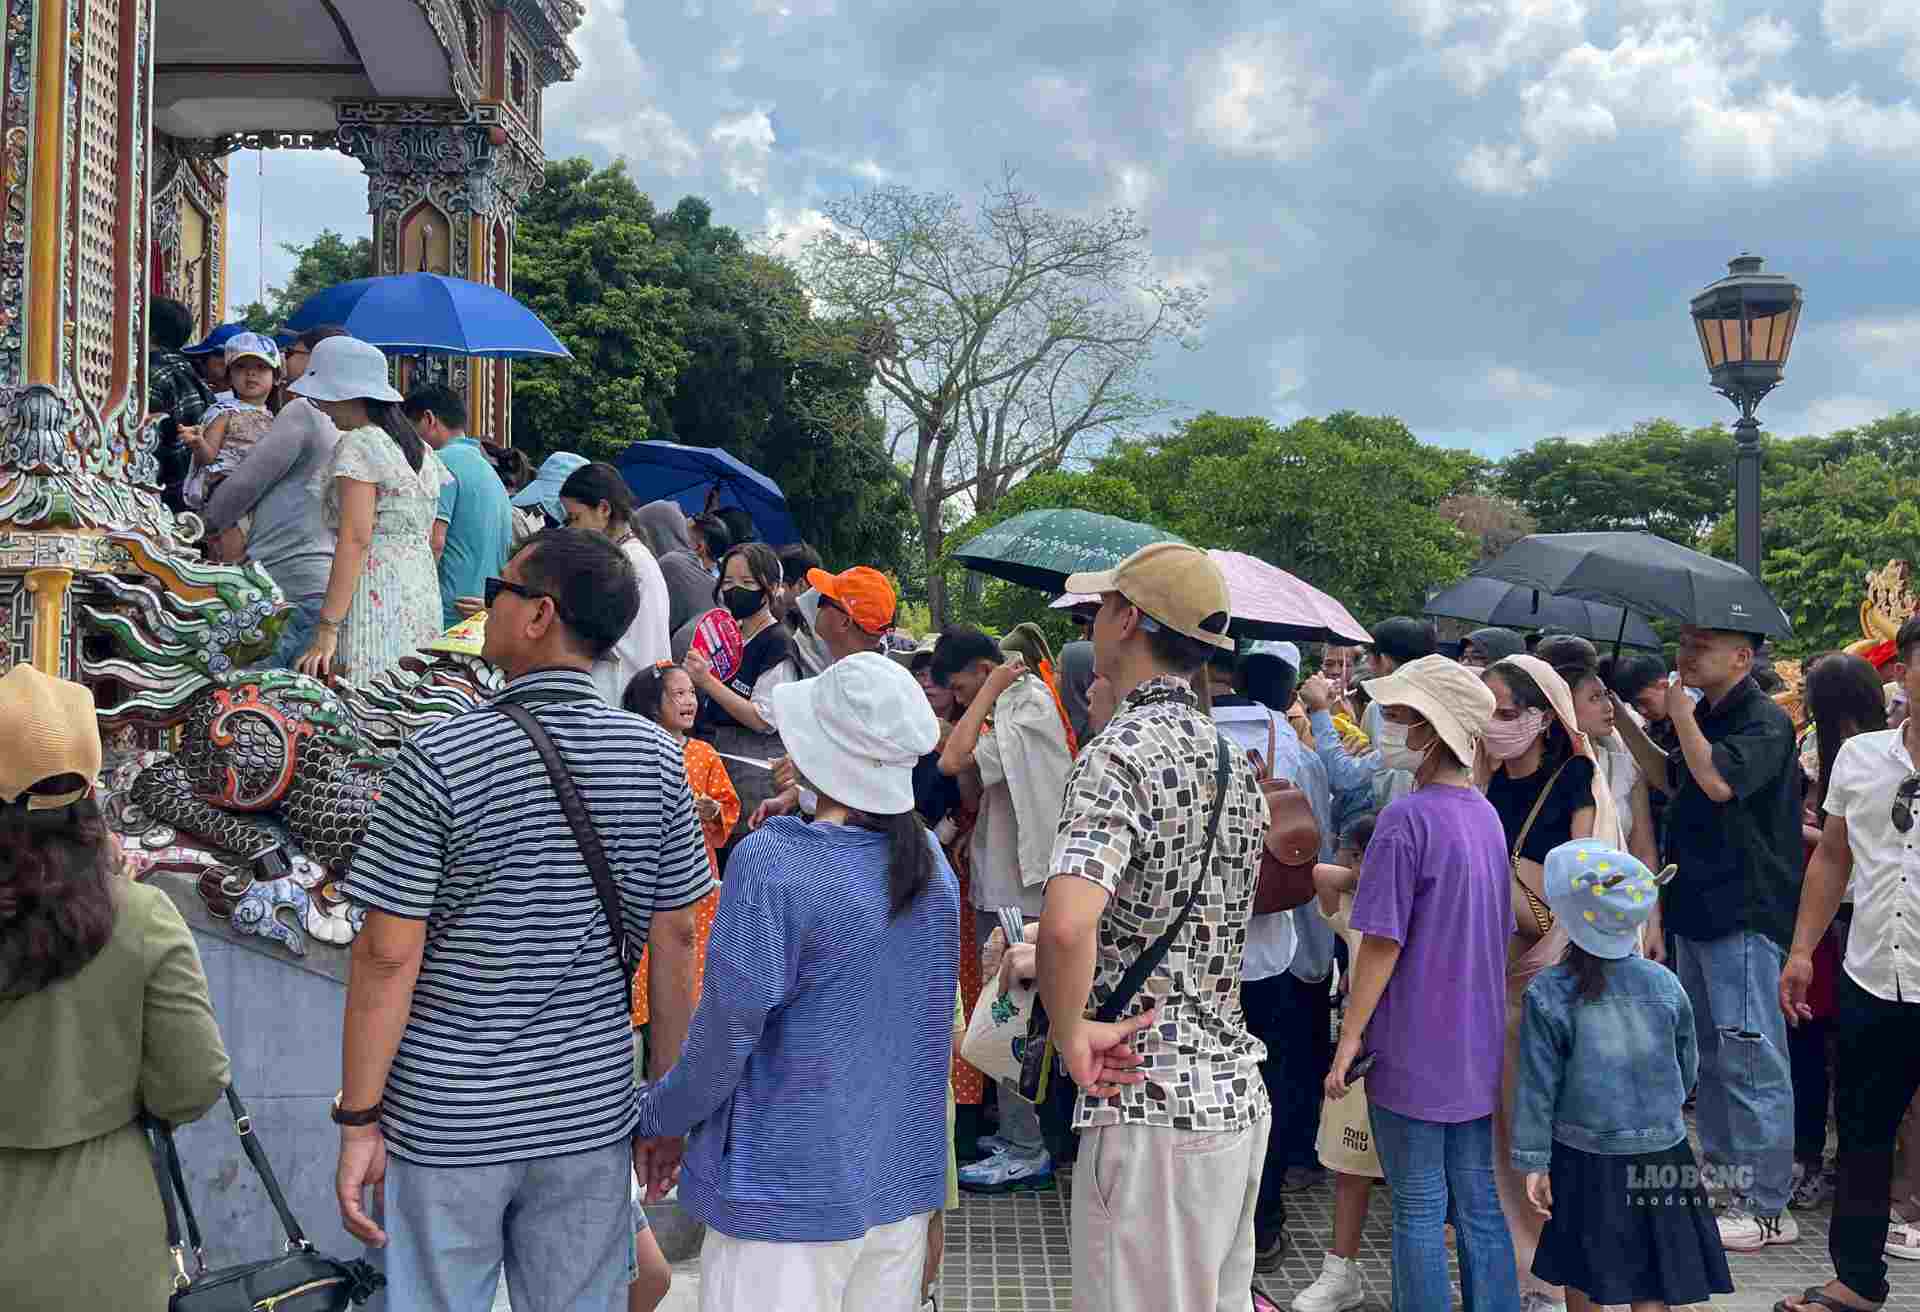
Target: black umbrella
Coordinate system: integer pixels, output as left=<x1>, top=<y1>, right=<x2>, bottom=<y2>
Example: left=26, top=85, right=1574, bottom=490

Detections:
left=1474, top=532, right=1792, bottom=640
left=1424, top=576, right=1663, bottom=649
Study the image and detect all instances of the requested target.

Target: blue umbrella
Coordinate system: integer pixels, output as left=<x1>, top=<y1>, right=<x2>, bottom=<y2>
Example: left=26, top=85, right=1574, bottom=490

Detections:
left=182, top=322, right=245, bottom=356
left=284, top=273, right=571, bottom=359
left=613, top=441, right=797, bottom=545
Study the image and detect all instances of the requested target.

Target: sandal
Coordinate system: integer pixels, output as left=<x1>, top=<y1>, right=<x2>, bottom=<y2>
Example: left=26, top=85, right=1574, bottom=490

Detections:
left=1773, top=1286, right=1882, bottom=1312
left=1888, top=1212, right=1920, bottom=1260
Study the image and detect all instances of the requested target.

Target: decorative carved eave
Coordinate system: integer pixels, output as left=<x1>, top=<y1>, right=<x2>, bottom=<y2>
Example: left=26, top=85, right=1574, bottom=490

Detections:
left=168, top=130, right=342, bottom=160
left=494, top=0, right=584, bottom=82
left=412, top=0, right=486, bottom=104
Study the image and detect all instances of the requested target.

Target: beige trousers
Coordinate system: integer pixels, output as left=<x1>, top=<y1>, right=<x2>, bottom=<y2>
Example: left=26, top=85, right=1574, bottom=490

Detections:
left=1070, top=1114, right=1271, bottom=1312
left=699, top=1212, right=931, bottom=1312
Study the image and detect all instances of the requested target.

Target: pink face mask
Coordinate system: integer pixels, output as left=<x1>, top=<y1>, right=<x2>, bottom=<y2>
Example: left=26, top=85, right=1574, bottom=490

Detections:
left=1484, top=708, right=1547, bottom=760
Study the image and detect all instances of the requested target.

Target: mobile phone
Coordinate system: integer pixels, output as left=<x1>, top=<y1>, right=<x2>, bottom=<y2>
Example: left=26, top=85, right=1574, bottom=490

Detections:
left=1347, top=1051, right=1379, bottom=1081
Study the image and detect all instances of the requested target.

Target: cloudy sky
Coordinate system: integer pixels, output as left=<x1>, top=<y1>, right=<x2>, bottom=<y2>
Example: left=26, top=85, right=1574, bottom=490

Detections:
left=226, top=0, right=1920, bottom=459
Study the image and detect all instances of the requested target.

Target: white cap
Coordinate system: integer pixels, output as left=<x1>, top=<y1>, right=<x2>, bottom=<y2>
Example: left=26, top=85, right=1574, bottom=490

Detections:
left=1246, top=640, right=1301, bottom=669
left=222, top=331, right=283, bottom=370
left=771, top=651, right=939, bottom=815
left=287, top=336, right=401, bottom=403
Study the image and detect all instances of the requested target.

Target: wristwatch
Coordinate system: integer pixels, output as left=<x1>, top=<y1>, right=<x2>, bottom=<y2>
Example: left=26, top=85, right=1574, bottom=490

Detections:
left=330, top=1092, right=383, bottom=1127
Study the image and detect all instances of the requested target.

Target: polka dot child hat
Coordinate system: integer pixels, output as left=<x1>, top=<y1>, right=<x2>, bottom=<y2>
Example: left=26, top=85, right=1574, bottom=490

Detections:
left=1544, top=839, right=1677, bottom=960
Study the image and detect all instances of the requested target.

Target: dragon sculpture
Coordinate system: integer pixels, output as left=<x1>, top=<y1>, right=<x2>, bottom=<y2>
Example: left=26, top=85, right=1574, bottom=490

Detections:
left=84, top=563, right=502, bottom=958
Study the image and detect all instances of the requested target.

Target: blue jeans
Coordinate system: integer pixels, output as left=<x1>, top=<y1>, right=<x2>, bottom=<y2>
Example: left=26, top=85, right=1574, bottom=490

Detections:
left=1368, top=1105, right=1519, bottom=1312
left=1672, top=929, right=1795, bottom=1215
left=372, top=1141, right=631, bottom=1312
left=269, top=595, right=323, bottom=670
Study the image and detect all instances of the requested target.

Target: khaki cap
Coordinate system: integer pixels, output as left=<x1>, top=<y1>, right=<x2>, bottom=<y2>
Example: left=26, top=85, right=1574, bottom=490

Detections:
left=1066, top=542, right=1234, bottom=651
left=1361, top=653, right=1494, bottom=766
left=0, top=665, right=102, bottom=810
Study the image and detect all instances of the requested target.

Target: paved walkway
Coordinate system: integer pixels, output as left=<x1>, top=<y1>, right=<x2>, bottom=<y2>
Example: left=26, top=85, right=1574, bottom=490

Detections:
left=494, top=1171, right=1898, bottom=1310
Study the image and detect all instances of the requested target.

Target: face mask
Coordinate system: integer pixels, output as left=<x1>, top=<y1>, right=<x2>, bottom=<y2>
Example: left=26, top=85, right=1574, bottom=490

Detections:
left=1484, top=708, right=1548, bottom=760
left=722, top=586, right=762, bottom=620
left=1375, top=721, right=1428, bottom=772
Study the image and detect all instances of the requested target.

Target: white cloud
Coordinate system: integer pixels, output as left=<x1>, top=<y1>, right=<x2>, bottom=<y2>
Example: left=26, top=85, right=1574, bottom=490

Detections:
left=1454, top=12, right=1920, bottom=194
left=1825, top=0, right=1920, bottom=75
left=710, top=109, right=777, bottom=194
left=760, top=204, right=836, bottom=264
left=1478, top=364, right=1560, bottom=404
left=1194, top=32, right=1333, bottom=160
left=545, top=0, right=698, bottom=174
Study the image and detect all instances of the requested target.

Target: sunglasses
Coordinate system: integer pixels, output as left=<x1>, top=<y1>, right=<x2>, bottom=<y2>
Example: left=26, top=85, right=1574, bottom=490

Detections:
left=1894, top=772, right=1920, bottom=835
left=484, top=576, right=568, bottom=622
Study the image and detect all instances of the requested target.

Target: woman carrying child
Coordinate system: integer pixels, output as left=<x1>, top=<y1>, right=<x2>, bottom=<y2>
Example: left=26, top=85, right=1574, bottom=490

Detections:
left=1513, top=839, right=1733, bottom=1312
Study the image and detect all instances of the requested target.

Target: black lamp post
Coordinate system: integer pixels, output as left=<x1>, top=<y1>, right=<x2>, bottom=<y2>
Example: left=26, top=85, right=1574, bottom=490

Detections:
left=1689, top=253, right=1803, bottom=577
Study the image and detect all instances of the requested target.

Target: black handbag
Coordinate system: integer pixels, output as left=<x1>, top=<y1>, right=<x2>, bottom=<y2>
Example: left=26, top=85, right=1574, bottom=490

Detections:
left=144, top=1086, right=384, bottom=1312
left=1017, top=733, right=1233, bottom=1163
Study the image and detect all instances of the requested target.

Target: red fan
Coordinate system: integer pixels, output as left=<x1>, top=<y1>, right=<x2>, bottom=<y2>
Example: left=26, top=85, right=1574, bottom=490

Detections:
left=689, top=608, right=745, bottom=684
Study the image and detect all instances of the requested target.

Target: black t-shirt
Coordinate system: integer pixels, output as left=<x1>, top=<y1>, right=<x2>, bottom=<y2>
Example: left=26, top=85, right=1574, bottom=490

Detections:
left=694, top=623, right=791, bottom=737
left=1487, top=754, right=1597, bottom=864
left=1661, top=676, right=1803, bottom=947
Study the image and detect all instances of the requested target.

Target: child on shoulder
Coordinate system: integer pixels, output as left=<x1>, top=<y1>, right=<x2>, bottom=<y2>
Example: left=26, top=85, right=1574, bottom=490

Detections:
left=1514, top=839, right=1734, bottom=1312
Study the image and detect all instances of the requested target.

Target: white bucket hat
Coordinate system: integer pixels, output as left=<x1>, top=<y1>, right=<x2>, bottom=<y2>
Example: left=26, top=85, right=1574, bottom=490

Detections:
left=771, top=651, right=939, bottom=815
left=1361, top=653, right=1495, bottom=766
left=287, top=336, right=401, bottom=403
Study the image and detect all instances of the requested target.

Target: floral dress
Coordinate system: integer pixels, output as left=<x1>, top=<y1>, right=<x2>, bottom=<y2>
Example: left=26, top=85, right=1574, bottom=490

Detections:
left=309, top=425, right=449, bottom=689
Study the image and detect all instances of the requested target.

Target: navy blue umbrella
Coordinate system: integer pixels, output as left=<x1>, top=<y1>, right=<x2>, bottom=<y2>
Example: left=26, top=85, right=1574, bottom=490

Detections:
left=284, top=273, right=570, bottom=359
left=613, top=441, right=797, bottom=545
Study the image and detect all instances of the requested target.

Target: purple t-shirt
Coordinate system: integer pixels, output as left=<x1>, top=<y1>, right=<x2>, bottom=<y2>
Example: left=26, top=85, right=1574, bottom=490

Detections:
left=1348, top=784, right=1511, bottom=1123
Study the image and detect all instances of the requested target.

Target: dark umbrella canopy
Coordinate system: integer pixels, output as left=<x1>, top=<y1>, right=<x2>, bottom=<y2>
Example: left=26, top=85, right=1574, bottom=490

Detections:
left=1474, top=532, right=1792, bottom=639
left=613, top=441, right=797, bottom=545
left=1425, top=576, right=1663, bottom=649
left=953, top=509, right=1185, bottom=593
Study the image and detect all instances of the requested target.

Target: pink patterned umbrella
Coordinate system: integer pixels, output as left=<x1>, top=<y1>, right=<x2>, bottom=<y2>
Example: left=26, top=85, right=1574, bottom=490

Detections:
left=1056, top=553, right=1370, bottom=643
left=1204, top=550, right=1372, bottom=644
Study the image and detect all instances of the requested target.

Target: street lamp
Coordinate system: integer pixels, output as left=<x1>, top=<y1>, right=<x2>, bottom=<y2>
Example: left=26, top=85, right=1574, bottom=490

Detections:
left=1690, top=253, right=1803, bottom=577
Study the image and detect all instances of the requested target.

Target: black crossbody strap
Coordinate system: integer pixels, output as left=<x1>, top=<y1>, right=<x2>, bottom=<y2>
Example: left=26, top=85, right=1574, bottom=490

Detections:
left=494, top=701, right=635, bottom=983
left=144, top=1085, right=312, bottom=1287
left=1094, top=733, right=1232, bottom=1025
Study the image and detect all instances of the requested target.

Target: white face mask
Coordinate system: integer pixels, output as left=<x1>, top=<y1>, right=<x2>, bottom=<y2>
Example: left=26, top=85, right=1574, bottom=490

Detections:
left=1376, top=721, right=1429, bottom=772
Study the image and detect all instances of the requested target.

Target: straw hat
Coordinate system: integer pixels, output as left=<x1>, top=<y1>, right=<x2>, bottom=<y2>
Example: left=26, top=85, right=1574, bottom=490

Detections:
left=771, top=652, right=938, bottom=815
left=1360, top=653, right=1495, bottom=766
left=0, top=666, right=102, bottom=810
left=1066, top=542, right=1234, bottom=651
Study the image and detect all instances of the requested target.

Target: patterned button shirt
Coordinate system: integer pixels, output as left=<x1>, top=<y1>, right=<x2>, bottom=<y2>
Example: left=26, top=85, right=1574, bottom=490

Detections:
left=1050, top=674, right=1271, bottom=1133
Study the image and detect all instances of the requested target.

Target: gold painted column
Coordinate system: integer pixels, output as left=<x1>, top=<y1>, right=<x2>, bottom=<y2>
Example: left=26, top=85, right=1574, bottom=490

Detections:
left=24, top=566, right=71, bottom=675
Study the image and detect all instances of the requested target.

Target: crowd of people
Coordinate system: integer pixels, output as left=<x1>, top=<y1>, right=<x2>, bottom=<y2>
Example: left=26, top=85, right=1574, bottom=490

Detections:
left=0, top=306, right=1915, bottom=1312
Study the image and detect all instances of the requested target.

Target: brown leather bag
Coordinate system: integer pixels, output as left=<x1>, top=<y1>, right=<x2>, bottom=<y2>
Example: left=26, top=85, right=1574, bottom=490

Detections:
left=1249, top=717, right=1321, bottom=913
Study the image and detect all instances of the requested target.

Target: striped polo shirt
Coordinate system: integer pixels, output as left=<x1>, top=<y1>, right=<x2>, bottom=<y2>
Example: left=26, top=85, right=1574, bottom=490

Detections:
left=342, top=668, right=711, bottom=1167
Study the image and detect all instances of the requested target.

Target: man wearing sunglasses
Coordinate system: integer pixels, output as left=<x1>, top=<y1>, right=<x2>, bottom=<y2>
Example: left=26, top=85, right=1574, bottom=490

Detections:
left=1780, top=615, right=1920, bottom=1312
left=1657, top=625, right=1804, bottom=1254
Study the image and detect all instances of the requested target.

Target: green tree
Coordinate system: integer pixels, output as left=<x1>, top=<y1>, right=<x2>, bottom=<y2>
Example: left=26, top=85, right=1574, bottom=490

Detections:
left=261, top=230, right=374, bottom=326
left=511, top=160, right=694, bottom=461
left=942, top=471, right=1159, bottom=642
left=1494, top=420, right=1741, bottom=544
left=1091, top=412, right=1476, bottom=624
left=1703, top=454, right=1920, bottom=656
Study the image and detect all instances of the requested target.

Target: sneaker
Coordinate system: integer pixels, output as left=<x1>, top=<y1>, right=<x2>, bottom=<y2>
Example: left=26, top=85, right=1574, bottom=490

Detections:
left=1790, top=1161, right=1834, bottom=1210
left=959, top=1133, right=1011, bottom=1163
left=1718, top=1206, right=1799, bottom=1251
left=958, top=1147, right=1054, bottom=1195
left=1254, top=1231, right=1288, bottom=1277
left=1290, top=1252, right=1364, bottom=1312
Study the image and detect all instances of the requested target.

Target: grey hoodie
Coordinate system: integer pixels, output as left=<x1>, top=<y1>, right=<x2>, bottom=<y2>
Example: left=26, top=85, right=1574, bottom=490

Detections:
left=636, top=499, right=718, bottom=635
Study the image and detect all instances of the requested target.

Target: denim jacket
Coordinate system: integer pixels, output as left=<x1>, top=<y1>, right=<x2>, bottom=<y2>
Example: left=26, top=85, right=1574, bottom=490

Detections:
left=1511, top=956, right=1697, bottom=1170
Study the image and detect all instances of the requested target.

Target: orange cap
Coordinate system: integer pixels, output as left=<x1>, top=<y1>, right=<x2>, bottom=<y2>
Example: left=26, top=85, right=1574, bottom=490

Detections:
left=807, top=566, right=897, bottom=635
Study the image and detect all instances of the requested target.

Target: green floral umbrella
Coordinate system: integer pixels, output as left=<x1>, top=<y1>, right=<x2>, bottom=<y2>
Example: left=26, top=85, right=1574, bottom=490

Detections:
left=953, top=508, right=1186, bottom=592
